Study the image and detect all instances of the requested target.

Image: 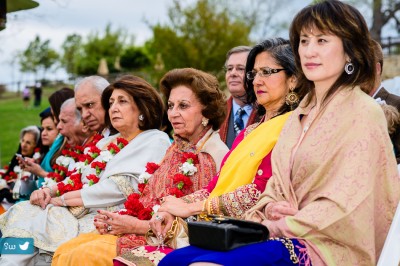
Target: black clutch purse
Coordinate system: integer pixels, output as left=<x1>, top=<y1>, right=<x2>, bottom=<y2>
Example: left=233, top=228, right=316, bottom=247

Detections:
left=188, top=216, right=269, bottom=251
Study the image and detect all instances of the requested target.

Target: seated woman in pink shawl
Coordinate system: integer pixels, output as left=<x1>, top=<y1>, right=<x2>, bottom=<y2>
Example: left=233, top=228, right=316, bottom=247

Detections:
left=159, top=1, right=400, bottom=266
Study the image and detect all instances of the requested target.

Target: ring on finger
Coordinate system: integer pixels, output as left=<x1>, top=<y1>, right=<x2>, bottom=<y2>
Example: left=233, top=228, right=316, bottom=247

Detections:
left=107, top=225, right=112, bottom=231
left=155, top=215, right=164, bottom=221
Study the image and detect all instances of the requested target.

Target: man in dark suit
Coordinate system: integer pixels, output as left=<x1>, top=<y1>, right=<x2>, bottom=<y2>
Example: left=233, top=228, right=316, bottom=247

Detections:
left=219, top=46, right=260, bottom=149
left=370, top=40, right=400, bottom=163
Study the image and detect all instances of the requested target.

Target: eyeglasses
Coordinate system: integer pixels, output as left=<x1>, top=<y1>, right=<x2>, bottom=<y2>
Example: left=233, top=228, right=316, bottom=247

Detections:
left=246, top=67, right=286, bottom=80
left=223, top=65, right=246, bottom=73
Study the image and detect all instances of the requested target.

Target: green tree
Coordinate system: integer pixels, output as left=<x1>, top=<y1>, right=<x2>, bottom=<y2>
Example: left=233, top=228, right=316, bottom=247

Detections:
left=60, top=33, right=82, bottom=78
left=146, top=0, right=252, bottom=74
left=74, top=24, right=127, bottom=75
left=120, top=46, right=151, bottom=71
left=18, top=35, right=59, bottom=79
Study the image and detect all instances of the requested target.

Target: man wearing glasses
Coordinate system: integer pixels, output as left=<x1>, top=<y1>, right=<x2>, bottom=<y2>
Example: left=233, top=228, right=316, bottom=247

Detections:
left=219, top=46, right=260, bottom=148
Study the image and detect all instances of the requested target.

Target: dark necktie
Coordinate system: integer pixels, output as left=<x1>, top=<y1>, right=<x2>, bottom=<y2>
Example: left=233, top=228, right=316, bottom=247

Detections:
left=234, top=108, right=245, bottom=135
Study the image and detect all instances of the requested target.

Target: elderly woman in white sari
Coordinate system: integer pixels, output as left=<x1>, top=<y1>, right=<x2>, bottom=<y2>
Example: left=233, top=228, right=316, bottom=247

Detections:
left=0, top=75, right=171, bottom=265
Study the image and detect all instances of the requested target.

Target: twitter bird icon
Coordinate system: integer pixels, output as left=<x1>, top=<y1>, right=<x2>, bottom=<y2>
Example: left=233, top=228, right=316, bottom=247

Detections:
left=19, top=241, right=30, bottom=251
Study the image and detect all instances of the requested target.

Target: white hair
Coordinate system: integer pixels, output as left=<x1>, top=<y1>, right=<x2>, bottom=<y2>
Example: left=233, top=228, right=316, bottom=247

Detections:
left=60, top=98, right=82, bottom=125
left=74, top=75, right=110, bottom=95
left=20, top=125, right=41, bottom=144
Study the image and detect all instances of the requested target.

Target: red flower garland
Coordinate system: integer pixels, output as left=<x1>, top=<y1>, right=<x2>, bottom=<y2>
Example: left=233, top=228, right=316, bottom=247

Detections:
left=56, top=136, right=127, bottom=196
left=46, top=144, right=84, bottom=183
left=118, top=152, right=198, bottom=220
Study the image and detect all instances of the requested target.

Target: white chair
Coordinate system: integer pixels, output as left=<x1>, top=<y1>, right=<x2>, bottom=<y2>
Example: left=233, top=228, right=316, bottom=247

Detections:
left=377, top=202, right=400, bottom=266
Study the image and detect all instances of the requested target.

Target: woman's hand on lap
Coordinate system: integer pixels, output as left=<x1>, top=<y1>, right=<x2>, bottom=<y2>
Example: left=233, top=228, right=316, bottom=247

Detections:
left=95, top=210, right=137, bottom=236
left=149, top=211, right=175, bottom=238
left=30, top=188, right=51, bottom=209
left=264, top=201, right=297, bottom=221
left=158, top=196, right=192, bottom=217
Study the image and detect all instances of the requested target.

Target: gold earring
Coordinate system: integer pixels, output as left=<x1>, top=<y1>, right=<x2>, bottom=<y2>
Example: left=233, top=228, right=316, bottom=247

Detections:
left=201, top=117, right=209, bottom=127
left=285, top=87, right=300, bottom=109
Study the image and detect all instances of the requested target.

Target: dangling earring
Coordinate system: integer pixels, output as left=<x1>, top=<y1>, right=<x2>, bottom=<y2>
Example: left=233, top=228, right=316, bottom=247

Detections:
left=139, top=114, right=144, bottom=121
left=344, top=60, right=354, bottom=75
left=285, top=87, right=300, bottom=109
left=201, top=117, right=209, bottom=127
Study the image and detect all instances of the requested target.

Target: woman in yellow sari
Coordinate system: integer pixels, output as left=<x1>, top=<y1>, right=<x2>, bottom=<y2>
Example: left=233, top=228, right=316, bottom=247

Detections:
left=113, top=37, right=306, bottom=265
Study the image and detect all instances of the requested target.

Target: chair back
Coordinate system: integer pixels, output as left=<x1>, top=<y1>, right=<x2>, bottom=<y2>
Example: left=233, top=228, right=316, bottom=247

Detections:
left=377, top=202, right=400, bottom=266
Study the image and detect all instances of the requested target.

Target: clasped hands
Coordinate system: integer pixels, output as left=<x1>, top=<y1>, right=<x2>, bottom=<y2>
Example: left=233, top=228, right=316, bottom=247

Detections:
left=264, top=201, right=297, bottom=221
left=30, top=188, right=51, bottom=209
left=94, top=210, right=136, bottom=236
left=30, top=187, right=66, bottom=209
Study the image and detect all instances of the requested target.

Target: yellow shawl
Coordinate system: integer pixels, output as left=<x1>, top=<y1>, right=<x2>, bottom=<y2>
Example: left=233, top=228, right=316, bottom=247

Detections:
left=246, top=87, right=400, bottom=265
left=210, top=112, right=291, bottom=198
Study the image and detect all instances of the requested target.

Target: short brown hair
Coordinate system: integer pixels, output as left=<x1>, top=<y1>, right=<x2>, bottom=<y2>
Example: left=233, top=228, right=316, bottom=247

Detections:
left=225, top=46, right=251, bottom=67
left=101, top=75, right=165, bottom=131
left=160, top=68, right=227, bottom=130
left=290, top=0, right=376, bottom=105
left=381, top=104, right=400, bottom=134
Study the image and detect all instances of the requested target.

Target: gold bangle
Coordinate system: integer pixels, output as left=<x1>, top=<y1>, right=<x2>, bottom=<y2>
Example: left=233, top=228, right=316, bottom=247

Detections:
left=201, top=200, right=207, bottom=213
left=210, top=198, right=218, bottom=215
left=213, top=197, right=220, bottom=215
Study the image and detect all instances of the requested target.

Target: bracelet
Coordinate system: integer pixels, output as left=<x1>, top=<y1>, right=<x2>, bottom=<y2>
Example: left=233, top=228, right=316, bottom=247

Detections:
left=201, top=200, right=207, bottom=214
left=41, top=186, right=53, bottom=197
left=60, top=195, right=67, bottom=207
left=198, top=200, right=209, bottom=221
left=210, top=197, right=220, bottom=215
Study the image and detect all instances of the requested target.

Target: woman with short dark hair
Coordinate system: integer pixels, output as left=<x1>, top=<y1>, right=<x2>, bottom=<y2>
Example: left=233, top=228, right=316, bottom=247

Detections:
left=160, top=68, right=227, bottom=132
left=102, top=75, right=165, bottom=133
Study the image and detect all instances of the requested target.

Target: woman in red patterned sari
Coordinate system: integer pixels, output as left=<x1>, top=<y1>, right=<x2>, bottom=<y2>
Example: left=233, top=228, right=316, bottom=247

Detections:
left=52, top=68, right=229, bottom=266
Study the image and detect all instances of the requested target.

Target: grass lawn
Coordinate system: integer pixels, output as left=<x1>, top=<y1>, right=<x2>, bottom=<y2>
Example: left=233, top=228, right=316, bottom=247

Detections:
left=0, top=91, right=51, bottom=167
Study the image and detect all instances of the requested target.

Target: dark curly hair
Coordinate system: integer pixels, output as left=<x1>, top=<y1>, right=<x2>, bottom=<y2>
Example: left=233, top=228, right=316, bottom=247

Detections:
left=160, top=68, right=227, bottom=130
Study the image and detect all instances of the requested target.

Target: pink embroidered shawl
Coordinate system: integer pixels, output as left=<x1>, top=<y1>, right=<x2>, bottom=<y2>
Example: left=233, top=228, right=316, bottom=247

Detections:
left=246, top=87, right=400, bottom=265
